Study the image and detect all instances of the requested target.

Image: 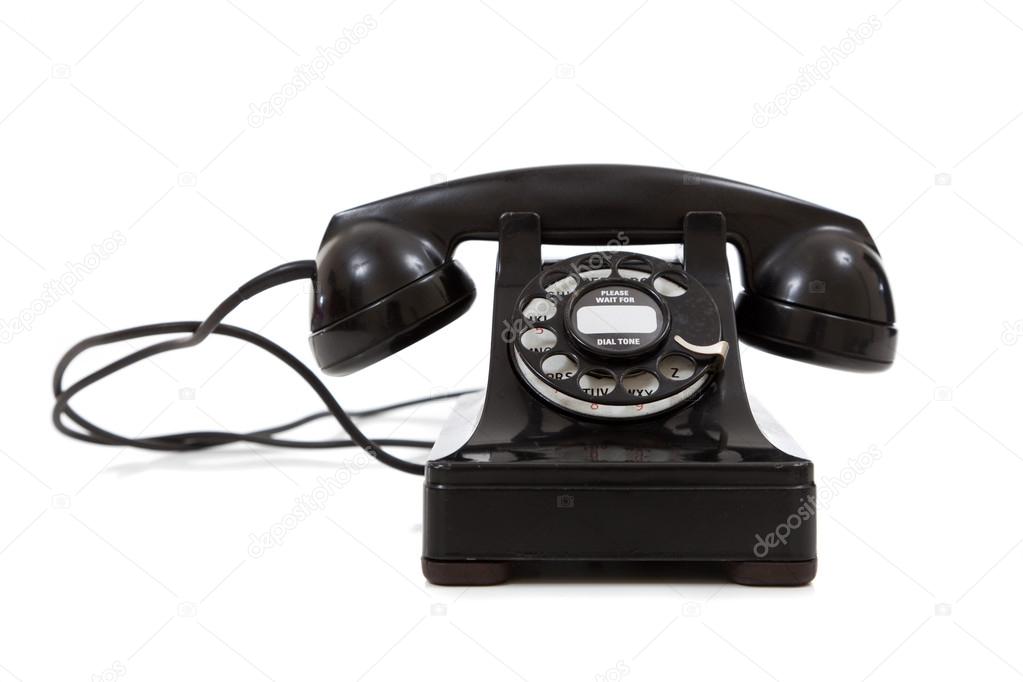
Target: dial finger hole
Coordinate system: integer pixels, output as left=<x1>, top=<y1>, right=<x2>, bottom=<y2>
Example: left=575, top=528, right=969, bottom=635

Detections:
left=522, top=297, right=557, bottom=322
left=543, top=271, right=578, bottom=296
left=579, top=370, right=616, bottom=398
left=541, top=353, right=577, bottom=380
left=578, top=267, right=612, bottom=281
left=520, top=327, right=557, bottom=353
left=617, top=257, right=652, bottom=281
left=622, top=370, right=659, bottom=397
left=652, top=273, right=687, bottom=297
left=658, top=354, right=696, bottom=381
left=576, top=254, right=612, bottom=281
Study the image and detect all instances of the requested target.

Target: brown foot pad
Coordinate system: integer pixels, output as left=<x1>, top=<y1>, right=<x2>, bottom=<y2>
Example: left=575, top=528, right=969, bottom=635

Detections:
left=724, top=559, right=817, bottom=586
left=422, top=558, right=512, bottom=586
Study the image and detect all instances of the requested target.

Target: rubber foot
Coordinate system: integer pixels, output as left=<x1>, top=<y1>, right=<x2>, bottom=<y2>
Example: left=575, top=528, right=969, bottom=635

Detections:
left=724, top=559, right=817, bottom=586
left=422, top=558, right=512, bottom=586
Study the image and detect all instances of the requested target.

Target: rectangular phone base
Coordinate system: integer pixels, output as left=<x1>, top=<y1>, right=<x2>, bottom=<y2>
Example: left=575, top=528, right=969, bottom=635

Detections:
left=421, top=462, right=817, bottom=586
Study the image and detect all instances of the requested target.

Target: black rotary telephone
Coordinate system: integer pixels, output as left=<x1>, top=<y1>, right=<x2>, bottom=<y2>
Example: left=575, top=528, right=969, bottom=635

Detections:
left=55, top=165, right=896, bottom=586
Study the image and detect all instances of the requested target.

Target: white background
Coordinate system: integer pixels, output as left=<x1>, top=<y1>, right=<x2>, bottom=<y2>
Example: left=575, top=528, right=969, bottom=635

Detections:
left=2, top=1, right=1022, bottom=680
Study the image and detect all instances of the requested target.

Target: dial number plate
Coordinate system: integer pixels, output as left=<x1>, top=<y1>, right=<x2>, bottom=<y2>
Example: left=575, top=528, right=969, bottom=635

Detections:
left=511, top=252, right=724, bottom=419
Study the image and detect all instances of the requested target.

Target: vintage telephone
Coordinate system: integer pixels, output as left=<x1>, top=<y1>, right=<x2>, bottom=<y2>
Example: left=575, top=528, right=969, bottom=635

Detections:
left=54, top=165, right=896, bottom=586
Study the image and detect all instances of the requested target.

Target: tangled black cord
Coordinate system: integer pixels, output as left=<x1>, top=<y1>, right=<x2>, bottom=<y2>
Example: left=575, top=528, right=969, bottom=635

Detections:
left=52, top=260, right=474, bottom=475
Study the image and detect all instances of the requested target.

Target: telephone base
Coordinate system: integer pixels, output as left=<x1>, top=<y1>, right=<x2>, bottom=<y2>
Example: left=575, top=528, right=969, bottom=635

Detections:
left=420, top=210, right=820, bottom=588
left=421, top=451, right=817, bottom=587
left=421, top=558, right=816, bottom=587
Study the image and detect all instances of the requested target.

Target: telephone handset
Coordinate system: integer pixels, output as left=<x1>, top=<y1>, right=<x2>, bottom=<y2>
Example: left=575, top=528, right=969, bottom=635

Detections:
left=54, top=165, right=896, bottom=587
left=309, top=164, right=895, bottom=379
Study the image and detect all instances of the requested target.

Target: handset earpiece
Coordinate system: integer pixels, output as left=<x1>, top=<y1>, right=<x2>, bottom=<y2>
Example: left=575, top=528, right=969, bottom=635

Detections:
left=734, top=224, right=896, bottom=372
left=309, top=219, right=475, bottom=376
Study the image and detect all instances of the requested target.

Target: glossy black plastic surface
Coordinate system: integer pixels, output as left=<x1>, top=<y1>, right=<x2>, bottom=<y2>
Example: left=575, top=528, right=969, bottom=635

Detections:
left=310, top=261, right=475, bottom=375
left=311, top=165, right=896, bottom=373
left=736, top=292, right=897, bottom=372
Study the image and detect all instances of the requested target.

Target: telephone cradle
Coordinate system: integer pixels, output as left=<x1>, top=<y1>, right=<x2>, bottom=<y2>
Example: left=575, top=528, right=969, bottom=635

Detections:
left=308, top=166, right=898, bottom=587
